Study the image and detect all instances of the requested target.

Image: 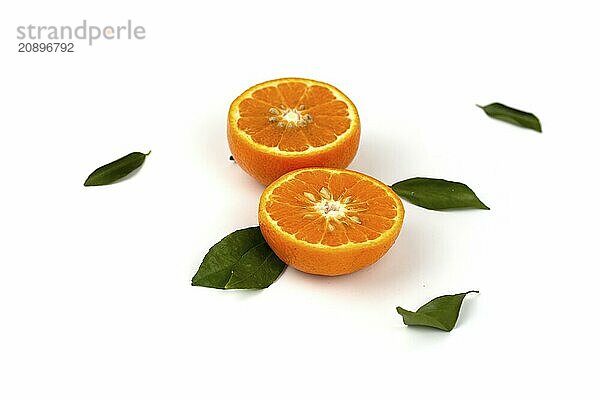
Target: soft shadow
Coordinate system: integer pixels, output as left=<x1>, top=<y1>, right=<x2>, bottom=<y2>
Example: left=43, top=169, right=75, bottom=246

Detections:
left=397, top=324, right=450, bottom=334
left=350, top=131, right=410, bottom=179
left=227, top=288, right=266, bottom=300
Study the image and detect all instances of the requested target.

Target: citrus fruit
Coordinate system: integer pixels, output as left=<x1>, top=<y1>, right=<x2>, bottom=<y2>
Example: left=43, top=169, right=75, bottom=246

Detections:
left=228, top=78, right=360, bottom=185
left=258, top=167, right=405, bottom=276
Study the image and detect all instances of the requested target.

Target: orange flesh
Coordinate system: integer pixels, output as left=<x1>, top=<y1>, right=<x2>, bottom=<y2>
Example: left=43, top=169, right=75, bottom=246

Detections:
left=265, top=170, right=399, bottom=246
left=237, top=83, right=351, bottom=152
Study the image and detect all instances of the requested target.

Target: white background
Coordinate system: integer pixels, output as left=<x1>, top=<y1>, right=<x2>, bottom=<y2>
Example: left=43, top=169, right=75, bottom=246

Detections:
left=1, top=0, right=599, bottom=398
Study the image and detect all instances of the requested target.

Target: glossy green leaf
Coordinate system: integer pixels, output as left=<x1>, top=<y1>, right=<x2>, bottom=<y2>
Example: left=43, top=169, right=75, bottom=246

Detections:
left=192, top=226, right=286, bottom=290
left=477, top=103, right=542, bottom=132
left=396, top=291, right=479, bottom=332
left=391, top=178, right=489, bottom=210
left=84, top=151, right=150, bottom=186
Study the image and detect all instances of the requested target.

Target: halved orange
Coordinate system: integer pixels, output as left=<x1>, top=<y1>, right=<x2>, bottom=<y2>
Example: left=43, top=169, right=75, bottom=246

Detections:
left=228, top=78, right=360, bottom=185
left=258, top=167, right=405, bottom=276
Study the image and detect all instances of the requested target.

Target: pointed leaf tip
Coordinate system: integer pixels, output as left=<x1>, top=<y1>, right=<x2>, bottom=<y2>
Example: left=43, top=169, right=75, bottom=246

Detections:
left=83, top=151, right=150, bottom=186
left=478, top=102, right=542, bottom=132
left=396, top=291, right=479, bottom=332
left=391, top=178, right=489, bottom=211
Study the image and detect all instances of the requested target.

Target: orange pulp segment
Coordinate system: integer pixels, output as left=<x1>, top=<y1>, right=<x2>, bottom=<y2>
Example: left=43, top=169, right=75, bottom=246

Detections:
left=236, top=79, right=356, bottom=151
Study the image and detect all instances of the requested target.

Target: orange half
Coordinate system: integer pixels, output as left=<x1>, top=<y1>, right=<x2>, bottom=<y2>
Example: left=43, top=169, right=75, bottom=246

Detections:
left=228, top=78, right=360, bottom=185
left=258, top=168, right=404, bottom=276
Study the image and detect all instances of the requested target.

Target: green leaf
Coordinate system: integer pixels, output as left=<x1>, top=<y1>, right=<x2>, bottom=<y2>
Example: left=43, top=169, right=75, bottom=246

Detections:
left=477, top=103, right=542, bottom=132
left=396, top=291, right=479, bottom=332
left=391, top=178, right=489, bottom=210
left=192, top=226, right=286, bottom=290
left=84, top=151, right=150, bottom=186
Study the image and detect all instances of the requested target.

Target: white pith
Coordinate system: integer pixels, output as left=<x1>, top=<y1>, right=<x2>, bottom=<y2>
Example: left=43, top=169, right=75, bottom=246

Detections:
left=268, top=105, right=313, bottom=128
left=282, top=109, right=300, bottom=124
left=303, top=187, right=362, bottom=230
left=314, top=198, right=348, bottom=219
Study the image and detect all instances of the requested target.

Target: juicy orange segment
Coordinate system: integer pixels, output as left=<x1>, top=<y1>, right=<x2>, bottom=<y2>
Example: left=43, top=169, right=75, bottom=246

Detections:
left=228, top=78, right=360, bottom=185
left=267, top=170, right=396, bottom=246
left=258, top=168, right=404, bottom=276
left=236, top=82, right=351, bottom=152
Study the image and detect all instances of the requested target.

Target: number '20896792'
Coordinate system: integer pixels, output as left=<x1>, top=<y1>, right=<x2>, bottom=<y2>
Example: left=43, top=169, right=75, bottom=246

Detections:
left=18, top=42, right=74, bottom=53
